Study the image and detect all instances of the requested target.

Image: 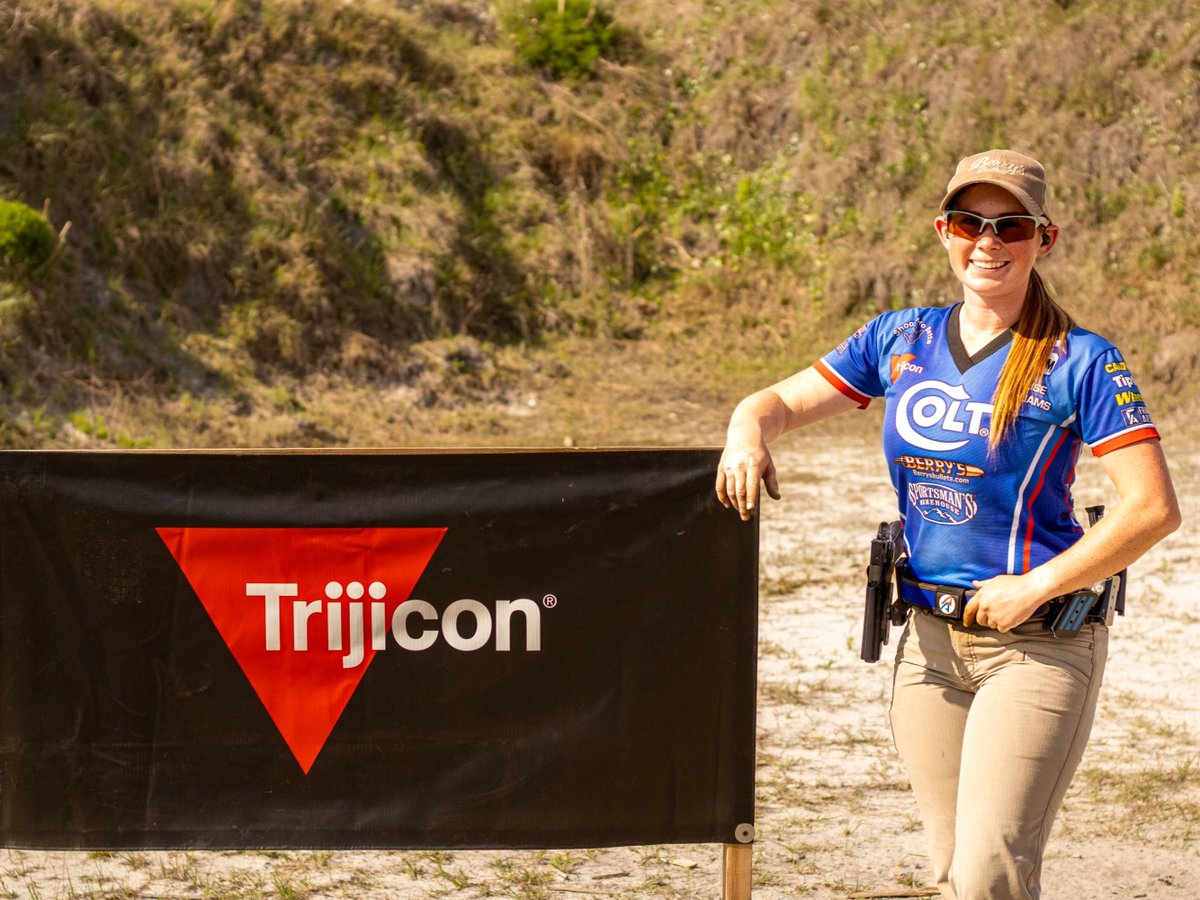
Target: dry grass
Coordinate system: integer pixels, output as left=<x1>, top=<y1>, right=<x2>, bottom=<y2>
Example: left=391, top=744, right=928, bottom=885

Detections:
left=1, top=0, right=1198, bottom=448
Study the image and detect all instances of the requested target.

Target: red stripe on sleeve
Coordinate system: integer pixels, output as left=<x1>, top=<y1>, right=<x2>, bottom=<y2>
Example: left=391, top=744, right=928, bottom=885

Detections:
left=814, top=359, right=872, bottom=409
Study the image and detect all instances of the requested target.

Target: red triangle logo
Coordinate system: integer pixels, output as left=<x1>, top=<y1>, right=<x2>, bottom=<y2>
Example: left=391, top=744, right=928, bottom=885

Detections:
left=156, top=527, right=446, bottom=773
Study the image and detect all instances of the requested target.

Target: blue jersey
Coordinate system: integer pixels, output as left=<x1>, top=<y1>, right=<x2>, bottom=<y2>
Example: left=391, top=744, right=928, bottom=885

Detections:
left=815, top=304, right=1159, bottom=596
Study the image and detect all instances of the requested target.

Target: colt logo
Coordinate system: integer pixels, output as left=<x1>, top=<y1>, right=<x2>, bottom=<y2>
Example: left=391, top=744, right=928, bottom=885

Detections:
left=896, top=381, right=993, bottom=452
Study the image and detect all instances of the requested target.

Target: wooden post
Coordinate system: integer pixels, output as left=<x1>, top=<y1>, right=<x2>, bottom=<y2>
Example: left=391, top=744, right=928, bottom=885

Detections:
left=722, top=842, right=752, bottom=900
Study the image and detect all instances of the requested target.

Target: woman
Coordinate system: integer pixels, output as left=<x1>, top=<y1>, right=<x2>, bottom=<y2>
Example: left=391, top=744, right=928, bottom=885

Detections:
left=716, top=149, right=1180, bottom=900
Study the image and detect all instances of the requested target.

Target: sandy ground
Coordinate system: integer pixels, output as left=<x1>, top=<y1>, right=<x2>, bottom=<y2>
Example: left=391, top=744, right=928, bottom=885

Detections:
left=2, top=429, right=1197, bottom=899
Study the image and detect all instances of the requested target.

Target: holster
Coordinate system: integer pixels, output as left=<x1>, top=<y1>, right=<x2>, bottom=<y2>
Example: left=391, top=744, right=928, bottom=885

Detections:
left=860, top=520, right=904, bottom=663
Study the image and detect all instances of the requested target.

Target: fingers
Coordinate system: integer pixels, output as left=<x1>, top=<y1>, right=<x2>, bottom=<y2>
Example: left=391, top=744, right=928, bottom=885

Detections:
left=716, top=462, right=743, bottom=516
left=961, top=596, right=979, bottom=628
left=741, top=459, right=761, bottom=518
left=720, top=458, right=752, bottom=521
left=962, top=585, right=1014, bottom=632
left=714, top=468, right=731, bottom=508
left=715, top=450, right=777, bottom=520
left=763, top=463, right=782, bottom=501
left=715, top=461, right=745, bottom=514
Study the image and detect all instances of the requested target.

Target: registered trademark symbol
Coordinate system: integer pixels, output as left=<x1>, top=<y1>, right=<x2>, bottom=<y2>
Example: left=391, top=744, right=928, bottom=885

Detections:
left=979, top=427, right=989, bottom=437
left=542, top=594, right=558, bottom=609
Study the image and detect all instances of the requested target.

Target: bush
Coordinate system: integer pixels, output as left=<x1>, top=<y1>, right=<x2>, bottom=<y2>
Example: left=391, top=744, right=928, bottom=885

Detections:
left=503, top=0, right=618, bottom=79
left=0, top=200, right=56, bottom=274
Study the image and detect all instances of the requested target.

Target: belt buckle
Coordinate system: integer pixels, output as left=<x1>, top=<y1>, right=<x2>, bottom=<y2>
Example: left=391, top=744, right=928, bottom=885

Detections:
left=930, top=589, right=965, bottom=623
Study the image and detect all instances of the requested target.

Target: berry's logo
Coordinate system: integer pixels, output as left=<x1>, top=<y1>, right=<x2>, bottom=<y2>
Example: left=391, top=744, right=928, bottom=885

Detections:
left=157, top=527, right=446, bottom=774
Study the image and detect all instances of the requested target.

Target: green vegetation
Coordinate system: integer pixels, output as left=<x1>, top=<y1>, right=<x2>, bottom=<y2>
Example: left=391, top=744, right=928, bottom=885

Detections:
left=0, top=0, right=1196, bottom=448
left=0, top=199, right=57, bottom=273
left=502, top=0, right=624, bottom=80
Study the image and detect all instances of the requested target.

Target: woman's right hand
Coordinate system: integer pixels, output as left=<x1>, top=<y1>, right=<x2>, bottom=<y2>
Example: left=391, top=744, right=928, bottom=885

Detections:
left=715, top=436, right=781, bottom=521
left=714, top=366, right=858, bottom=521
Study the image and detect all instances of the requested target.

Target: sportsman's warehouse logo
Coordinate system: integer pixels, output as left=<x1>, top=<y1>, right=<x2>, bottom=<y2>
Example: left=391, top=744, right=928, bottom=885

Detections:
left=908, top=483, right=979, bottom=526
left=896, top=380, right=993, bottom=452
left=157, top=527, right=546, bottom=774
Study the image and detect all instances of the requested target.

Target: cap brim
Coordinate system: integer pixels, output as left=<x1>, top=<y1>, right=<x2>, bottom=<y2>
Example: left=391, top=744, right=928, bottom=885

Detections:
left=940, top=176, right=1046, bottom=219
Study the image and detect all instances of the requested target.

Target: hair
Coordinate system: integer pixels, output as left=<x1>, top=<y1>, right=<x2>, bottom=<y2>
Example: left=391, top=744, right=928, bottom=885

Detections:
left=987, top=267, right=1074, bottom=453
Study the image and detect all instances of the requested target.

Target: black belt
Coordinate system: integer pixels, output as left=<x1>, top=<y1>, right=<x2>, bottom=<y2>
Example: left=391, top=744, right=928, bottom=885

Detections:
left=895, top=561, right=970, bottom=622
left=895, top=559, right=1113, bottom=634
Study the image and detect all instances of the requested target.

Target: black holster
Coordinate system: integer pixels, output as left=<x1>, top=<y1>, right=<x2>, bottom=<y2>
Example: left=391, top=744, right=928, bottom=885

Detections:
left=861, top=520, right=905, bottom=663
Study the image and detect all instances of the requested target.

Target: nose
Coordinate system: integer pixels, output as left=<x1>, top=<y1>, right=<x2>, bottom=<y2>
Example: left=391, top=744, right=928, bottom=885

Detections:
left=975, top=224, right=1003, bottom=244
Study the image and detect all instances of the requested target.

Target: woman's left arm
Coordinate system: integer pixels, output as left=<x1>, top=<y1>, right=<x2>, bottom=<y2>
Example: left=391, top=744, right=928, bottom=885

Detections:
left=965, top=439, right=1181, bottom=631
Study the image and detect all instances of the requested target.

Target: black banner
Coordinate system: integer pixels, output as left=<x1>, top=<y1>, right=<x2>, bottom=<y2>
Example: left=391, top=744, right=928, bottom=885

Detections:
left=0, top=450, right=757, bottom=849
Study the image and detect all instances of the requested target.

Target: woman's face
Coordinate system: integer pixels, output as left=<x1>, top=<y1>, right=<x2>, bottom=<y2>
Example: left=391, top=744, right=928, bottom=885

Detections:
left=934, top=183, right=1058, bottom=306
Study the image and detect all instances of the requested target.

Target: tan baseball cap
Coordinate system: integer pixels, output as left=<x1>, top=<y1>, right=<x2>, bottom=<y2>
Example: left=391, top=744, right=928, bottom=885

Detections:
left=939, top=149, right=1051, bottom=220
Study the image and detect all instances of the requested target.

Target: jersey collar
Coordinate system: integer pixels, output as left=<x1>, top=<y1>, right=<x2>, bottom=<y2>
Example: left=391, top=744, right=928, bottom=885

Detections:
left=948, top=303, right=1014, bottom=374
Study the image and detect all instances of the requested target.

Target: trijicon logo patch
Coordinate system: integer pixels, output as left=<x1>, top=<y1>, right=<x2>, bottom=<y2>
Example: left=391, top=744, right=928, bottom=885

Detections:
left=889, top=353, right=923, bottom=382
left=157, top=527, right=446, bottom=774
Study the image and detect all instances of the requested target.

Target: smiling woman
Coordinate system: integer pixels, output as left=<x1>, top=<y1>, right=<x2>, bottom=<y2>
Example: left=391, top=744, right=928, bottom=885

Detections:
left=716, top=148, right=1181, bottom=900
left=933, top=156, right=1067, bottom=454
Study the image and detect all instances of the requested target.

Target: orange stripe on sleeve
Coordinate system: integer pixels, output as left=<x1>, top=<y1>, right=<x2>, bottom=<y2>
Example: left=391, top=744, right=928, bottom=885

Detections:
left=1091, top=427, right=1161, bottom=457
left=814, top=359, right=872, bottom=409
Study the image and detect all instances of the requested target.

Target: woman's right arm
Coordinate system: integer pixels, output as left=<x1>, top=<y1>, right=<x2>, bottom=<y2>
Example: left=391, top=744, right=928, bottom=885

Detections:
left=716, top=366, right=861, bottom=520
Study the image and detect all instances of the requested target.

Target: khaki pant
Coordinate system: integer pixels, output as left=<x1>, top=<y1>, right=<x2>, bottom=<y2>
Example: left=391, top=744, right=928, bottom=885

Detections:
left=890, top=608, right=1108, bottom=900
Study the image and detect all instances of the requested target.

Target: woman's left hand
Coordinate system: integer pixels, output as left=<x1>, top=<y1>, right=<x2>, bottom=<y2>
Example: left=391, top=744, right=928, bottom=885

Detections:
left=962, top=573, right=1048, bottom=632
left=963, top=441, right=1180, bottom=633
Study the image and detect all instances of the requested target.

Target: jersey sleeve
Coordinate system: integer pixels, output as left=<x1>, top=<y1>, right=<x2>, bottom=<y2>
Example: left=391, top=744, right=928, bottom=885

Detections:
left=1075, top=349, right=1161, bottom=456
left=814, top=319, right=887, bottom=409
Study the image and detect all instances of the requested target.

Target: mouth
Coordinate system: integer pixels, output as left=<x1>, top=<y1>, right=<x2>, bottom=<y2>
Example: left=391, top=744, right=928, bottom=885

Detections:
left=969, top=259, right=1009, bottom=271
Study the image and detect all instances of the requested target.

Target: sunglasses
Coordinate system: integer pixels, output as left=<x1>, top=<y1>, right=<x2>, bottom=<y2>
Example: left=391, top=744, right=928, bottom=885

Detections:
left=941, top=210, right=1049, bottom=243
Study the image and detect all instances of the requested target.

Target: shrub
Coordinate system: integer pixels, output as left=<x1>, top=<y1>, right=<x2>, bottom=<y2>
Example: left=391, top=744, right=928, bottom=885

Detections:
left=503, top=0, right=618, bottom=79
left=0, top=200, right=56, bottom=274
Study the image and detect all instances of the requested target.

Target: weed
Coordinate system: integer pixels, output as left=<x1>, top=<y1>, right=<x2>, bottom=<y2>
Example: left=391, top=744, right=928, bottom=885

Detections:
left=271, top=870, right=309, bottom=899
left=425, top=850, right=471, bottom=890
left=501, top=0, right=624, bottom=80
left=0, top=200, right=56, bottom=273
left=491, top=853, right=555, bottom=894
left=547, top=851, right=579, bottom=874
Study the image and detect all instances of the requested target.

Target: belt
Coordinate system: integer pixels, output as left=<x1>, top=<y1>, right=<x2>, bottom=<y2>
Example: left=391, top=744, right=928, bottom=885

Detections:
left=895, top=559, right=1112, bottom=631
left=895, top=560, right=971, bottom=622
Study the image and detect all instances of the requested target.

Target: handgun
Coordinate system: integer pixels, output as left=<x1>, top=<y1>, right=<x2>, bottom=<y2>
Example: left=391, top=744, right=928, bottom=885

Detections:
left=861, top=520, right=904, bottom=663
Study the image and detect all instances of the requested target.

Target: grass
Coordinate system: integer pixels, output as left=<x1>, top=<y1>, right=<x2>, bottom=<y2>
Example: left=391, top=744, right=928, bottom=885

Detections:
left=0, top=0, right=1197, bottom=449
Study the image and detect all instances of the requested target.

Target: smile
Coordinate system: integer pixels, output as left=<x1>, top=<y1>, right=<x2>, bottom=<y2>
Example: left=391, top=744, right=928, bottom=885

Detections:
left=970, top=260, right=1009, bottom=270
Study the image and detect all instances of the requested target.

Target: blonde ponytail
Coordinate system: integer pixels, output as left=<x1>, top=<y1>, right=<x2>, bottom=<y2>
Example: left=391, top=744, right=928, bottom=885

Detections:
left=987, top=269, right=1073, bottom=453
